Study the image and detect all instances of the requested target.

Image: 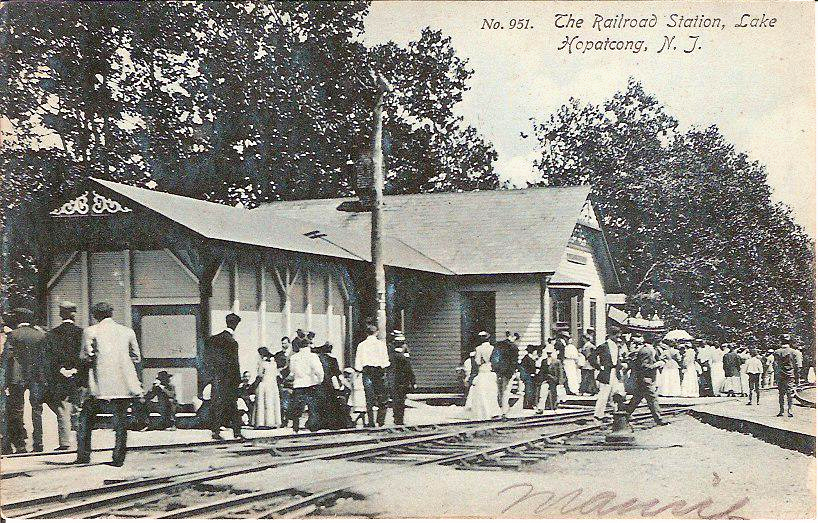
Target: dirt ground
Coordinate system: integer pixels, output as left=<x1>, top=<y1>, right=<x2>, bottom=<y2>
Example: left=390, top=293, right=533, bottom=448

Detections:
left=322, top=415, right=816, bottom=519
left=5, top=405, right=814, bottom=519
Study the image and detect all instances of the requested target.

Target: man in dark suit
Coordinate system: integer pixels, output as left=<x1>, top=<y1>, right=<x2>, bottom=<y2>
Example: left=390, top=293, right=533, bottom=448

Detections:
left=389, top=332, right=416, bottom=425
left=591, top=326, right=623, bottom=422
left=624, top=335, right=667, bottom=426
left=492, top=331, right=520, bottom=417
left=205, top=313, right=244, bottom=440
left=35, top=301, right=84, bottom=451
left=2, top=308, right=45, bottom=453
left=518, top=345, right=539, bottom=409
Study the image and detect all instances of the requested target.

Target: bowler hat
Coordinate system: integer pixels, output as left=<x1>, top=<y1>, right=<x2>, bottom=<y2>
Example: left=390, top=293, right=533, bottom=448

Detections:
left=157, top=370, right=171, bottom=380
left=225, top=312, right=241, bottom=323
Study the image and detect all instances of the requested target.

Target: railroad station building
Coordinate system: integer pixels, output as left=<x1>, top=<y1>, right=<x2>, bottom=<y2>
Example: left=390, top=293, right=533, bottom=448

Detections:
left=41, top=179, right=623, bottom=402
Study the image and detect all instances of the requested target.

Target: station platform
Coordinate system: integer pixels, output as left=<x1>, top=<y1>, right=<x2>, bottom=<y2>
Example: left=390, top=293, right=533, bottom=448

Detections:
left=689, top=387, right=816, bottom=455
left=5, top=394, right=574, bottom=454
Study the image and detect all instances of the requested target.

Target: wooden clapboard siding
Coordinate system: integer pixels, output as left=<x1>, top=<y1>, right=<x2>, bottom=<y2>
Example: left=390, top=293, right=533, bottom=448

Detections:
left=237, top=262, right=258, bottom=311
left=210, top=258, right=350, bottom=379
left=264, top=269, right=283, bottom=312
left=264, top=313, right=285, bottom=350
left=552, top=246, right=607, bottom=340
left=290, top=271, right=307, bottom=313
left=211, top=263, right=231, bottom=310
left=48, top=256, right=84, bottom=327
left=459, top=281, right=542, bottom=349
left=406, top=290, right=462, bottom=388
left=328, top=313, right=346, bottom=369
left=132, top=250, right=198, bottom=299
left=89, top=251, right=128, bottom=325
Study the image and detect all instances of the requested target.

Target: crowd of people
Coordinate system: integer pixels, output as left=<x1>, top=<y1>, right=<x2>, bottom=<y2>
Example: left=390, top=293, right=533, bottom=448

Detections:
left=204, top=321, right=417, bottom=437
left=459, top=326, right=813, bottom=424
left=1, top=297, right=812, bottom=464
left=0, top=303, right=416, bottom=465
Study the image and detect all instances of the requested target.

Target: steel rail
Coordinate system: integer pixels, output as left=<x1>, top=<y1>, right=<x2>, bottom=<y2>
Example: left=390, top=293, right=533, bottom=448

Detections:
left=132, top=407, right=690, bottom=519
left=252, top=408, right=693, bottom=519
left=1, top=408, right=595, bottom=479
left=0, top=404, right=589, bottom=460
left=3, top=408, right=598, bottom=519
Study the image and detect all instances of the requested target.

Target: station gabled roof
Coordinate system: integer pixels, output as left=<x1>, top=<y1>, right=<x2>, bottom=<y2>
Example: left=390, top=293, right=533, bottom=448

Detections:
left=92, top=179, right=454, bottom=275
left=251, top=186, right=593, bottom=275
left=92, top=179, right=600, bottom=277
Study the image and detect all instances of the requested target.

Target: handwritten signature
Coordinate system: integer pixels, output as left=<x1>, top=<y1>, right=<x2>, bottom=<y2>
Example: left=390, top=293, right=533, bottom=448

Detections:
left=498, top=483, right=749, bottom=519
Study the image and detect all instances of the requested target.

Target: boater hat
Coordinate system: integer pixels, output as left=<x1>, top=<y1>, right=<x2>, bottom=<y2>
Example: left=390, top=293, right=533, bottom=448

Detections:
left=59, top=301, right=77, bottom=313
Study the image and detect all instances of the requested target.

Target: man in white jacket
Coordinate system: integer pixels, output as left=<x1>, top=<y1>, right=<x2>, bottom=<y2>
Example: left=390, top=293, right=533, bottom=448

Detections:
left=77, top=302, right=142, bottom=466
left=287, top=338, right=324, bottom=432
left=355, top=324, right=390, bottom=427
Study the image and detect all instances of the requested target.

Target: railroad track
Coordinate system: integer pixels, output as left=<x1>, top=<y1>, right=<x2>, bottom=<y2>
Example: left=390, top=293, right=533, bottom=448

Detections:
left=3, top=406, right=689, bottom=519
left=1, top=408, right=595, bottom=479
left=1, top=403, right=590, bottom=462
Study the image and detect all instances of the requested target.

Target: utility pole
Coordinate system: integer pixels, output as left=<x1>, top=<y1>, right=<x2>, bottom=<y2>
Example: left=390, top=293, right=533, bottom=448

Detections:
left=369, top=71, right=392, bottom=341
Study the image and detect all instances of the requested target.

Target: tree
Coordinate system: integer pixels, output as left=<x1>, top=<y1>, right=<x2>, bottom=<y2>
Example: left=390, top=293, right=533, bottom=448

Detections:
left=1, top=1, right=499, bottom=314
left=529, top=78, right=815, bottom=353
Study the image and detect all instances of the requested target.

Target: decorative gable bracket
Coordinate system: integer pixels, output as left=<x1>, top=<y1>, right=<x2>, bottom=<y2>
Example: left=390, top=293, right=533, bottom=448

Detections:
left=50, top=191, right=132, bottom=217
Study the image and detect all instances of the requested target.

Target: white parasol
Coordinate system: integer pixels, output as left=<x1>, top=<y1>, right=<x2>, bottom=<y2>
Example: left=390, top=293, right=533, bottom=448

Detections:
left=663, top=329, right=694, bottom=342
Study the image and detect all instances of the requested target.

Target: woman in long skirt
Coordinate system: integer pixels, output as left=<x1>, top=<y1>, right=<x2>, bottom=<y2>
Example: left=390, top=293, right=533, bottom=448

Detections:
left=720, top=345, right=743, bottom=396
left=561, top=338, right=581, bottom=395
left=465, top=333, right=501, bottom=420
left=314, top=343, right=351, bottom=430
left=659, top=344, right=682, bottom=396
left=680, top=346, right=700, bottom=398
left=710, top=345, right=726, bottom=395
left=253, top=347, right=282, bottom=428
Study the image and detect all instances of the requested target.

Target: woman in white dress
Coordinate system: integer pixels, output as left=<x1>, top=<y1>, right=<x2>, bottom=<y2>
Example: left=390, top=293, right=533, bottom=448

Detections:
left=561, top=334, right=581, bottom=395
left=253, top=347, right=282, bottom=428
left=680, top=346, right=700, bottom=397
left=465, top=332, right=501, bottom=420
left=659, top=344, right=682, bottom=396
left=710, top=345, right=726, bottom=395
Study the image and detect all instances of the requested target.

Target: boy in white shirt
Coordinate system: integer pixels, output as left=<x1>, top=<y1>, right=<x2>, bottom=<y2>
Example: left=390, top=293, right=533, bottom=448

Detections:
left=745, top=348, right=764, bottom=406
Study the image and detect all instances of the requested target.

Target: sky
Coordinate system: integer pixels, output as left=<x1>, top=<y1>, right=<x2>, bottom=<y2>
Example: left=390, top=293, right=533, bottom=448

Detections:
left=362, top=1, right=816, bottom=235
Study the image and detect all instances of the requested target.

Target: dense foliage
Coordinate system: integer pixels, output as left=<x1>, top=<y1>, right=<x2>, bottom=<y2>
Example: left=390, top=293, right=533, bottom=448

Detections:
left=529, top=79, right=815, bottom=353
left=0, top=1, right=498, bottom=313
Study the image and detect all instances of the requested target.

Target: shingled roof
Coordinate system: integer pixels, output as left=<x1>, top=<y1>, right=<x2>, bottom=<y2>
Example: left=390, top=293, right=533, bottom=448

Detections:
left=92, top=179, right=454, bottom=274
left=92, top=179, right=592, bottom=276
left=251, top=186, right=592, bottom=275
